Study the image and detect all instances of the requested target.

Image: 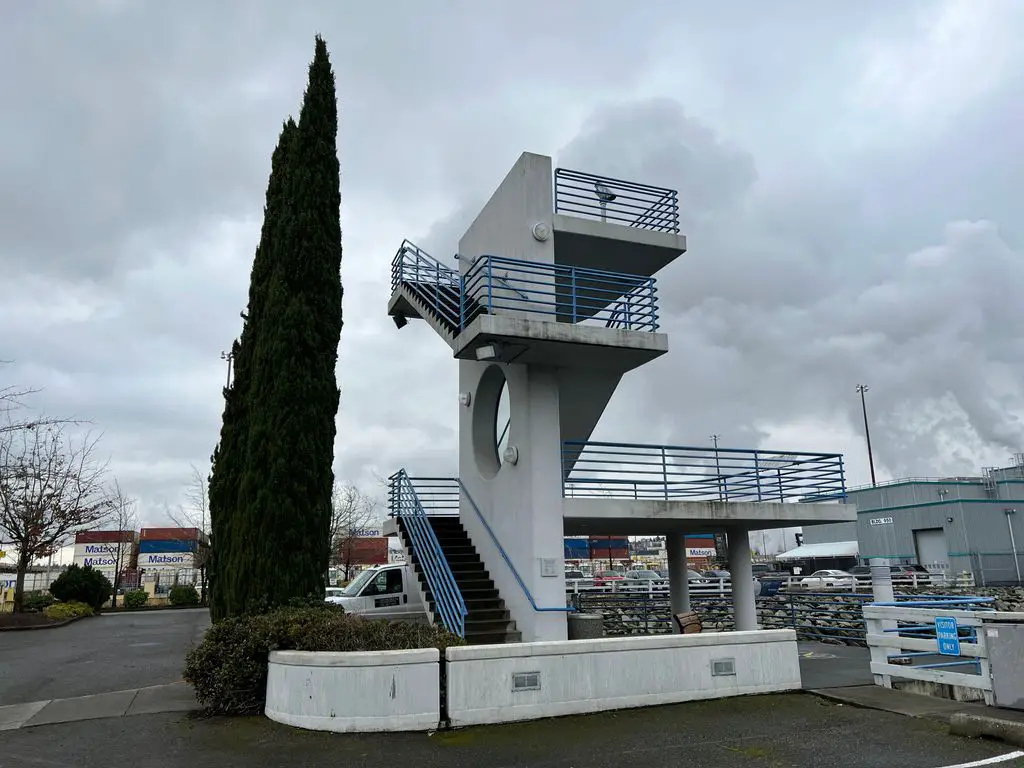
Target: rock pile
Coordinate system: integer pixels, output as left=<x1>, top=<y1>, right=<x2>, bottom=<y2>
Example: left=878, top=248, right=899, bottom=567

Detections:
left=575, top=586, right=1024, bottom=645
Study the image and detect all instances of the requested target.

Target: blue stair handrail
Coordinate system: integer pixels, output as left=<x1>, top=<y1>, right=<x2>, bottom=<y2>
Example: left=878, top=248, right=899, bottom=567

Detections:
left=388, top=470, right=468, bottom=637
left=456, top=478, right=574, bottom=614
left=391, top=240, right=463, bottom=331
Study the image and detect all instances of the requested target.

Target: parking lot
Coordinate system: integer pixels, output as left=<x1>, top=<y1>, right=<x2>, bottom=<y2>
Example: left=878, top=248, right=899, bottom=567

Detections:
left=2, top=692, right=1021, bottom=768
left=0, top=607, right=209, bottom=705
left=1, top=610, right=1020, bottom=767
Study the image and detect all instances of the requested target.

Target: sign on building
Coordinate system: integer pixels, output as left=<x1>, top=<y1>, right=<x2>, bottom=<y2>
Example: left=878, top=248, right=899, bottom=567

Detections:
left=869, top=517, right=894, bottom=526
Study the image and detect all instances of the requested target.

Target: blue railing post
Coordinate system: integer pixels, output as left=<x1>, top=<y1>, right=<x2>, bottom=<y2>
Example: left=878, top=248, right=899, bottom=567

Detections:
left=754, top=453, right=763, bottom=501
left=486, top=256, right=494, bottom=312
left=571, top=268, right=577, bottom=323
left=661, top=447, right=669, bottom=500
left=778, top=469, right=784, bottom=502
left=839, top=455, right=847, bottom=500
left=459, top=274, right=466, bottom=329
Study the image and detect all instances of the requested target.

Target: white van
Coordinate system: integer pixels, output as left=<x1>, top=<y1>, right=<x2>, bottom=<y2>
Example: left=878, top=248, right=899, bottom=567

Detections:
left=325, top=563, right=426, bottom=622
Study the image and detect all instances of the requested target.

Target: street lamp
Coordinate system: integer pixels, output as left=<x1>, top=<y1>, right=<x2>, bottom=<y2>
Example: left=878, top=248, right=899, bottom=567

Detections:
left=855, top=384, right=877, bottom=487
left=220, top=349, right=234, bottom=389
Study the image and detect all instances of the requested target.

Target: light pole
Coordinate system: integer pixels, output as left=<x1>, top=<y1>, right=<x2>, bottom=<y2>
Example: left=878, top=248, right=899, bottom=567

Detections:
left=220, top=349, right=234, bottom=389
left=856, top=384, right=877, bottom=487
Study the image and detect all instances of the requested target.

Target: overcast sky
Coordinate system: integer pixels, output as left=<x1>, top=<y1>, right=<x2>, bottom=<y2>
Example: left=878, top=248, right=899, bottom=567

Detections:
left=2, top=1, right=1023, bottom=534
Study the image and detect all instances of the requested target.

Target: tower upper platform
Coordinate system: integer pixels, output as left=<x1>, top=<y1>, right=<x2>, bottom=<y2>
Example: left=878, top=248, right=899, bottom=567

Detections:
left=459, top=152, right=687, bottom=279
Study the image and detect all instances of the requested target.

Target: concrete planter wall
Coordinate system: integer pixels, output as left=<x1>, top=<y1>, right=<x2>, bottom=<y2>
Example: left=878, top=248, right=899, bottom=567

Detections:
left=445, top=629, right=800, bottom=727
left=265, top=648, right=439, bottom=732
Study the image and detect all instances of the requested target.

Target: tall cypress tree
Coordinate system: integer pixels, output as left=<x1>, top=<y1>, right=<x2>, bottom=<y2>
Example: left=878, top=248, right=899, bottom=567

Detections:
left=209, top=118, right=299, bottom=620
left=234, top=36, right=342, bottom=611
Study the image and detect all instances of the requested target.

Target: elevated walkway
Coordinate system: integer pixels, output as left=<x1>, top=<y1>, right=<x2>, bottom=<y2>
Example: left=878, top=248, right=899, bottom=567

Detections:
left=561, top=440, right=855, bottom=535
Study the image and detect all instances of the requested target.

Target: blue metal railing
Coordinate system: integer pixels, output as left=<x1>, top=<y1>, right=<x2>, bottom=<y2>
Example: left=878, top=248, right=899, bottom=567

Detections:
left=387, top=471, right=467, bottom=637
left=554, top=168, right=680, bottom=234
left=462, top=255, right=659, bottom=332
left=410, top=477, right=571, bottom=614
left=562, top=441, right=847, bottom=502
left=388, top=476, right=460, bottom=517
left=390, top=240, right=462, bottom=330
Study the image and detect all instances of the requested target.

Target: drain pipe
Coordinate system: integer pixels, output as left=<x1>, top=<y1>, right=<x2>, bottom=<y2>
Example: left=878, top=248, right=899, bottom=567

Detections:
left=1006, top=508, right=1021, bottom=584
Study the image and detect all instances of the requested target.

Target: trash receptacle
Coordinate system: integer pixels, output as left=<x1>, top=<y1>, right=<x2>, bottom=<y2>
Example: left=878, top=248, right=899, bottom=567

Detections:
left=568, top=612, right=604, bottom=640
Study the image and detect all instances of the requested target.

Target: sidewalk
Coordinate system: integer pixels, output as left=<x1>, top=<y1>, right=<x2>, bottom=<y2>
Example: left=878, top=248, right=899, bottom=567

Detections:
left=811, top=684, right=1024, bottom=747
left=0, top=682, right=196, bottom=730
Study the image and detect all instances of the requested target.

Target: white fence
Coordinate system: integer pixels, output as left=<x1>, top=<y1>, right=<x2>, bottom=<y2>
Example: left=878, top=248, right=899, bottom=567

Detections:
left=863, top=602, right=1024, bottom=705
left=565, top=573, right=975, bottom=598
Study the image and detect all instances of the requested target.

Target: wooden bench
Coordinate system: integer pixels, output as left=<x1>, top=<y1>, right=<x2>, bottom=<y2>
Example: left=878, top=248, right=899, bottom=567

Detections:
left=673, top=610, right=703, bottom=634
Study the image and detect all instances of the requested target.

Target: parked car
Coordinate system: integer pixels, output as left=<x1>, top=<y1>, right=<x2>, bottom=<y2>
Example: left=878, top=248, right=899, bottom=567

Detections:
left=687, top=569, right=709, bottom=584
left=848, top=564, right=936, bottom=583
left=703, top=570, right=731, bottom=580
left=565, top=570, right=585, bottom=581
left=622, top=569, right=665, bottom=582
left=799, top=569, right=854, bottom=589
left=593, top=570, right=625, bottom=586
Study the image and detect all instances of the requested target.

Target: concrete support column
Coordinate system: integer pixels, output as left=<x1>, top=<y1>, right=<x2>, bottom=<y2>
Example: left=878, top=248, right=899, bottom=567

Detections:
left=728, top=529, right=757, bottom=631
left=666, top=533, right=690, bottom=619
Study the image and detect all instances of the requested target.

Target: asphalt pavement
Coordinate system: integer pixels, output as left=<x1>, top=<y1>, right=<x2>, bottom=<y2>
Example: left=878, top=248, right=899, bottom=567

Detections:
left=0, top=607, right=210, bottom=705
left=1, top=693, right=1019, bottom=768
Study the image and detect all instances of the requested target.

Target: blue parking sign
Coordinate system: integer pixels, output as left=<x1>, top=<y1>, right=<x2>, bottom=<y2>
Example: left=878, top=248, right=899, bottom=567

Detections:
left=934, top=616, right=961, bottom=656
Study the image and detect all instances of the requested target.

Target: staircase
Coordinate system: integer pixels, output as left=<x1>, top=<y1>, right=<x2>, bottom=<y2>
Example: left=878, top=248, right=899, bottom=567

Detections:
left=388, top=240, right=485, bottom=345
left=397, top=515, right=522, bottom=644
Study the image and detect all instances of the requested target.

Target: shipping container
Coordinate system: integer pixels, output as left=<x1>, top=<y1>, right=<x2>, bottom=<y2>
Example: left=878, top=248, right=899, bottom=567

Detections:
left=139, top=527, right=204, bottom=542
left=339, top=537, right=388, bottom=566
left=138, top=539, right=197, bottom=554
left=75, top=530, right=136, bottom=544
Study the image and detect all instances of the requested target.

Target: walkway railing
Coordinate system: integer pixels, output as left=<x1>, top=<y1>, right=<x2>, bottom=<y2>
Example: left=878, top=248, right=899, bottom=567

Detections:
left=390, top=240, right=462, bottom=330
left=562, top=441, right=847, bottom=501
left=387, top=470, right=467, bottom=637
left=462, top=255, right=659, bottom=332
left=456, top=478, right=574, bottom=614
left=554, top=168, right=680, bottom=234
left=864, top=599, right=997, bottom=703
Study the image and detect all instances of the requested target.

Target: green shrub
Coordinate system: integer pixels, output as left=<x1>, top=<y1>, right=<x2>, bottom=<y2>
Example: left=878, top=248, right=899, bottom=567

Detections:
left=44, top=600, right=94, bottom=620
left=183, top=605, right=463, bottom=715
left=22, top=591, right=55, bottom=613
left=123, top=589, right=148, bottom=609
left=168, top=584, right=200, bottom=606
left=49, top=565, right=112, bottom=611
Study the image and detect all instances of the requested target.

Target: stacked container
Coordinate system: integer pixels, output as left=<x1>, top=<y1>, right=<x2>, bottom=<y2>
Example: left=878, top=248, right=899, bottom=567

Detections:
left=72, top=530, right=138, bottom=578
left=137, top=527, right=206, bottom=570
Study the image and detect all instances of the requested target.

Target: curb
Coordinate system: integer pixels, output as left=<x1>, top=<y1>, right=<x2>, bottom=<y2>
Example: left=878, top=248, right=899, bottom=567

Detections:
left=950, top=713, right=1024, bottom=748
left=0, top=615, right=86, bottom=632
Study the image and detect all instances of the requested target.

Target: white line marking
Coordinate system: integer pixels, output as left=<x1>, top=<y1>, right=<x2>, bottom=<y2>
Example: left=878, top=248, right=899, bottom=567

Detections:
left=937, top=751, right=1024, bottom=767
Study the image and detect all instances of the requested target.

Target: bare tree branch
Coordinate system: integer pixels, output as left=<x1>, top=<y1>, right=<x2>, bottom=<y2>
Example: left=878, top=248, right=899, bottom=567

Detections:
left=0, top=424, right=112, bottom=612
left=98, top=481, right=139, bottom=608
left=166, top=463, right=210, bottom=598
left=331, top=483, right=385, bottom=581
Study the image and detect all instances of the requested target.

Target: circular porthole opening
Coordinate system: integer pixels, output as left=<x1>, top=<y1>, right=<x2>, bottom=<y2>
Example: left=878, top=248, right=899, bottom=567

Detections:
left=472, top=365, right=511, bottom=479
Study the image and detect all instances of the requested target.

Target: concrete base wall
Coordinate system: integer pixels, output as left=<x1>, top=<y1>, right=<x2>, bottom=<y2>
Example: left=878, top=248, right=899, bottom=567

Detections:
left=265, top=649, right=440, bottom=733
left=445, top=630, right=801, bottom=727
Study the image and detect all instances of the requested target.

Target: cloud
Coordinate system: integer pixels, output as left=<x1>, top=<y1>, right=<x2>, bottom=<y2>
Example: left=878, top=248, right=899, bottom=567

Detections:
left=2, top=0, right=1023, bottom=531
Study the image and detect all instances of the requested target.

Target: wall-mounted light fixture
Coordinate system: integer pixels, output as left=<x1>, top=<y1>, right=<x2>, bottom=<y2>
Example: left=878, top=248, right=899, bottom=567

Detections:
left=458, top=392, right=472, bottom=407
left=532, top=222, right=551, bottom=242
left=476, top=343, right=501, bottom=361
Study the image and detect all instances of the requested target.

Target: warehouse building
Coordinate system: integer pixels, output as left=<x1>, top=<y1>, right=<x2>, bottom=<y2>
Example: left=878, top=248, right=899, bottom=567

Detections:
left=795, top=457, right=1024, bottom=585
